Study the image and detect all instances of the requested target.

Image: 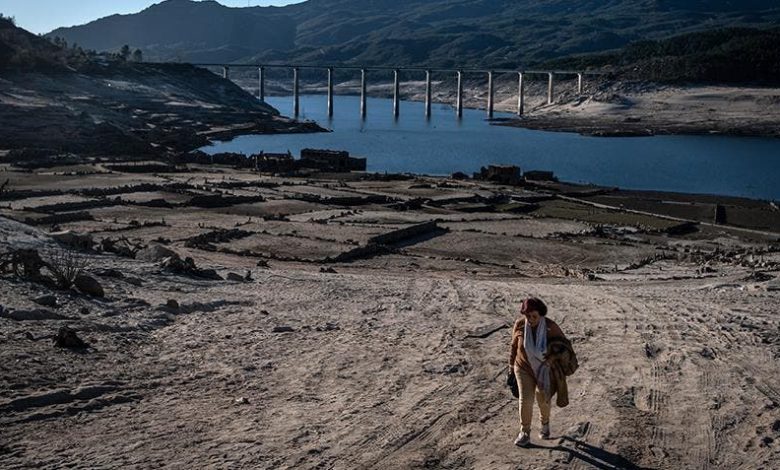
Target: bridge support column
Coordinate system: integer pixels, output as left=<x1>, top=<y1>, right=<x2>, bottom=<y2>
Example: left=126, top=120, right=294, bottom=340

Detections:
left=360, top=69, right=367, bottom=119
left=222, top=66, right=229, bottom=80
left=517, top=72, right=524, bottom=116
left=425, top=70, right=432, bottom=119
left=577, top=73, right=583, bottom=95
left=293, top=67, right=300, bottom=118
left=456, top=71, right=463, bottom=118
left=327, top=68, right=334, bottom=118
left=547, top=72, right=555, bottom=105
left=258, top=66, right=265, bottom=101
left=487, top=71, right=494, bottom=118
left=393, top=69, right=400, bottom=119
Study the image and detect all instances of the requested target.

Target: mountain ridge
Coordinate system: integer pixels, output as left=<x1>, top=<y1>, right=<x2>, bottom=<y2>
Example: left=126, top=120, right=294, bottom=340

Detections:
left=45, top=0, right=780, bottom=67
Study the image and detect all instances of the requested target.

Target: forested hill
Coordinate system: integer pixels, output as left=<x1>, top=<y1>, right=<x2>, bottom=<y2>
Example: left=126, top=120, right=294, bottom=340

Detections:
left=544, top=27, right=780, bottom=85
left=44, top=0, right=780, bottom=67
left=0, top=15, right=71, bottom=70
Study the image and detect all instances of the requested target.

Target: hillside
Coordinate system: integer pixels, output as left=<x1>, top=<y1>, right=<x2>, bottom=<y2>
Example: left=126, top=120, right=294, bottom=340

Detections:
left=47, top=0, right=295, bottom=64
left=544, top=27, right=780, bottom=84
left=0, top=18, right=318, bottom=157
left=0, top=15, right=71, bottom=70
left=45, top=0, right=780, bottom=68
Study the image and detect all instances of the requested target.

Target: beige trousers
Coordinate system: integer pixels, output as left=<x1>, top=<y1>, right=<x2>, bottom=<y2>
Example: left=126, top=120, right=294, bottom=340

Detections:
left=514, top=365, right=550, bottom=433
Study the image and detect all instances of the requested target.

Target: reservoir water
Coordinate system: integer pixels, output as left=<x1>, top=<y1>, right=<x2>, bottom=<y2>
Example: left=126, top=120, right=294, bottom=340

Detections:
left=203, top=94, right=780, bottom=201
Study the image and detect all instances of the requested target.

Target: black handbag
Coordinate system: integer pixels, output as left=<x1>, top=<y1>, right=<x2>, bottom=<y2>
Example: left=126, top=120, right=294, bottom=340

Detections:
left=506, top=369, right=519, bottom=398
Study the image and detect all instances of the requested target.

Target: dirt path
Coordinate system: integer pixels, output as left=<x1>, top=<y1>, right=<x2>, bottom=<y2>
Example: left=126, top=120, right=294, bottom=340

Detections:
left=3, top=268, right=778, bottom=469
left=1, top=168, right=778, bottom=469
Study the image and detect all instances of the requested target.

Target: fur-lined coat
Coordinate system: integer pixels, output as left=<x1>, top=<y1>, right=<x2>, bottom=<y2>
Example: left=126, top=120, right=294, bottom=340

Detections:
left=509, top=318, right=578, bottom=407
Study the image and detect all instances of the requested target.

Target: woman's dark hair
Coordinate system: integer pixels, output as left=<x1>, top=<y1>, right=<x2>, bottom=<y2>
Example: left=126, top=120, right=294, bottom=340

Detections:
left=521, top=297, right=547, bottom=317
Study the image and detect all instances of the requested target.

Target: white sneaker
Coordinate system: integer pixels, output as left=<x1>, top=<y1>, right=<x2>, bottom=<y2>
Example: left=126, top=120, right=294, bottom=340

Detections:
left=514, top=431, right=530, bottom=447
left=539, top=423, right=550, bottom=440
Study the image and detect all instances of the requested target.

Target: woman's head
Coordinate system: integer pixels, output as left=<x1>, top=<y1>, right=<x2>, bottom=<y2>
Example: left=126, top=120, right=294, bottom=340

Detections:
left=520, top=297, right=547, bottom=327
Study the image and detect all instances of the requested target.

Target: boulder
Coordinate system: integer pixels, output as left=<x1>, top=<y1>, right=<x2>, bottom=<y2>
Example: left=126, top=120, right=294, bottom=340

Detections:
left=125, top=276, right=144, bottom=287
left=53, top=326, right=88, bottom=349
left=34, top=295, right=59, bottom=308
left=272, top=325, right=295, bottom=333
left=159, top=254, right=222, bottom=280
left=197, top=269, right=222, bottom=280
left=226, top=272, right=245, bottom=282
left=1, top=308, right=71, bottom=321
left=137, top=244, right=180, bottom=263
left=51, top=231, right=93, bottom=250
left=100, top=238, right=139, bottom=258
left=74, top=274, right=105, bottom=297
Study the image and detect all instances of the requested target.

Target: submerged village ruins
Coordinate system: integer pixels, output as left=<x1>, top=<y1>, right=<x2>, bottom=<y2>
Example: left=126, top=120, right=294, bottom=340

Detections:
left=2, top=131, right=780, bottom=467
left=2, top=8, right=780, bottom=470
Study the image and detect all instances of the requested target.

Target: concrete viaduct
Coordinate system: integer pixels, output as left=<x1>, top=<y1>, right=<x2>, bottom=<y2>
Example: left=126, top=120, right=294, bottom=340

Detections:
left=195, top=64, right=602, bottom=119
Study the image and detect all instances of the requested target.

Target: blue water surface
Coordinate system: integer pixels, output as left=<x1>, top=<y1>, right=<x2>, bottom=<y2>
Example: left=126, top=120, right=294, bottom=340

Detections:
left=202, top=94, right=780, bottom=200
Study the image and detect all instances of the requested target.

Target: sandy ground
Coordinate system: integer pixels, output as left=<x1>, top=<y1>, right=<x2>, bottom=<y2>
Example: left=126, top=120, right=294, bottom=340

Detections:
left=505, top=83, right=780, bottom=137
left=1, top=163, right=780, bottom=469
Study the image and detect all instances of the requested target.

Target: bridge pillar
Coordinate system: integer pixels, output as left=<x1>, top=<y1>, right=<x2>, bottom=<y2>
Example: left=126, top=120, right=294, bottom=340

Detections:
left=577, top=73, right=583, bottom=95
left=293, top=67, right=300, bottom=118
left=517, top=72, right=525, bottom=116
left=258, top=66, right=265, bottom=101
left=547, top=72, right=555, bottom=105
left=327, top=68, right=334, bottom=118
left=425, top=70, right=432, bottom=119
left=456, top=71, right=463, bottom=118
left=487, top=71, right=494, bottom=118
left=360, top=69, right=367, bottom=119
left=222, top=66, right=229, bottom=80
left=393, top=69, right=400, bottom=119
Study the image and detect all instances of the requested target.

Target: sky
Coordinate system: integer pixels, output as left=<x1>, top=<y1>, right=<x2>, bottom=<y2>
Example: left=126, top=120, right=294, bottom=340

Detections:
left=0, top=0, right=303, bottom=34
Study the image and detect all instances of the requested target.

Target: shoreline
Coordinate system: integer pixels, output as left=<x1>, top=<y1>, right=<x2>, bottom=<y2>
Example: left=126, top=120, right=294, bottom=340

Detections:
left=239, top=77, right=780, bottom=138
left=2, top=155, right=777, bottom=232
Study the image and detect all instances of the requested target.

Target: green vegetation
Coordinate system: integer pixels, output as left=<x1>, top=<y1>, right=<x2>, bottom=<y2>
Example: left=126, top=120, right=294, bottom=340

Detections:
left=46, top=0, right=780, bottom=72
left=0, top=16, right=74, bottom=70
left=544, top=27, right=780, bottom=84
left=0, top=16, right=148, bottom=71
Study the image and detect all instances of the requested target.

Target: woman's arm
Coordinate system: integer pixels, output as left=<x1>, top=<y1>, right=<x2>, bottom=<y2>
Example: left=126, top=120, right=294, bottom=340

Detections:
left=509, top=318, right=523, bottom=366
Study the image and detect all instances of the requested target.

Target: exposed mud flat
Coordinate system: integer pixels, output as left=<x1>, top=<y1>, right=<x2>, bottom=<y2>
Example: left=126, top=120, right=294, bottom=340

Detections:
left=1, top=163, right=780, bottom=469
left=246, top=75, right=780, bottom=138
left=499, top=83, right=780, bottom=138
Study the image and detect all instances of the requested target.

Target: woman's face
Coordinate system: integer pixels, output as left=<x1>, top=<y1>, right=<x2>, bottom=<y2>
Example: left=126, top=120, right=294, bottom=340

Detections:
left=524, top=309, right=541, bottom=328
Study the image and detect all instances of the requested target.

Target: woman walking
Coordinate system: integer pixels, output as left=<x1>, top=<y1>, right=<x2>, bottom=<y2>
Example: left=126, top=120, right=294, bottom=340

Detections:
left=508, top=297, right=567, bottom=447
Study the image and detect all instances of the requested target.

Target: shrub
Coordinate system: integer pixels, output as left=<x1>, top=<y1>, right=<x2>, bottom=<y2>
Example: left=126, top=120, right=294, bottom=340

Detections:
left=46, top=247, right=89, bottom=289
